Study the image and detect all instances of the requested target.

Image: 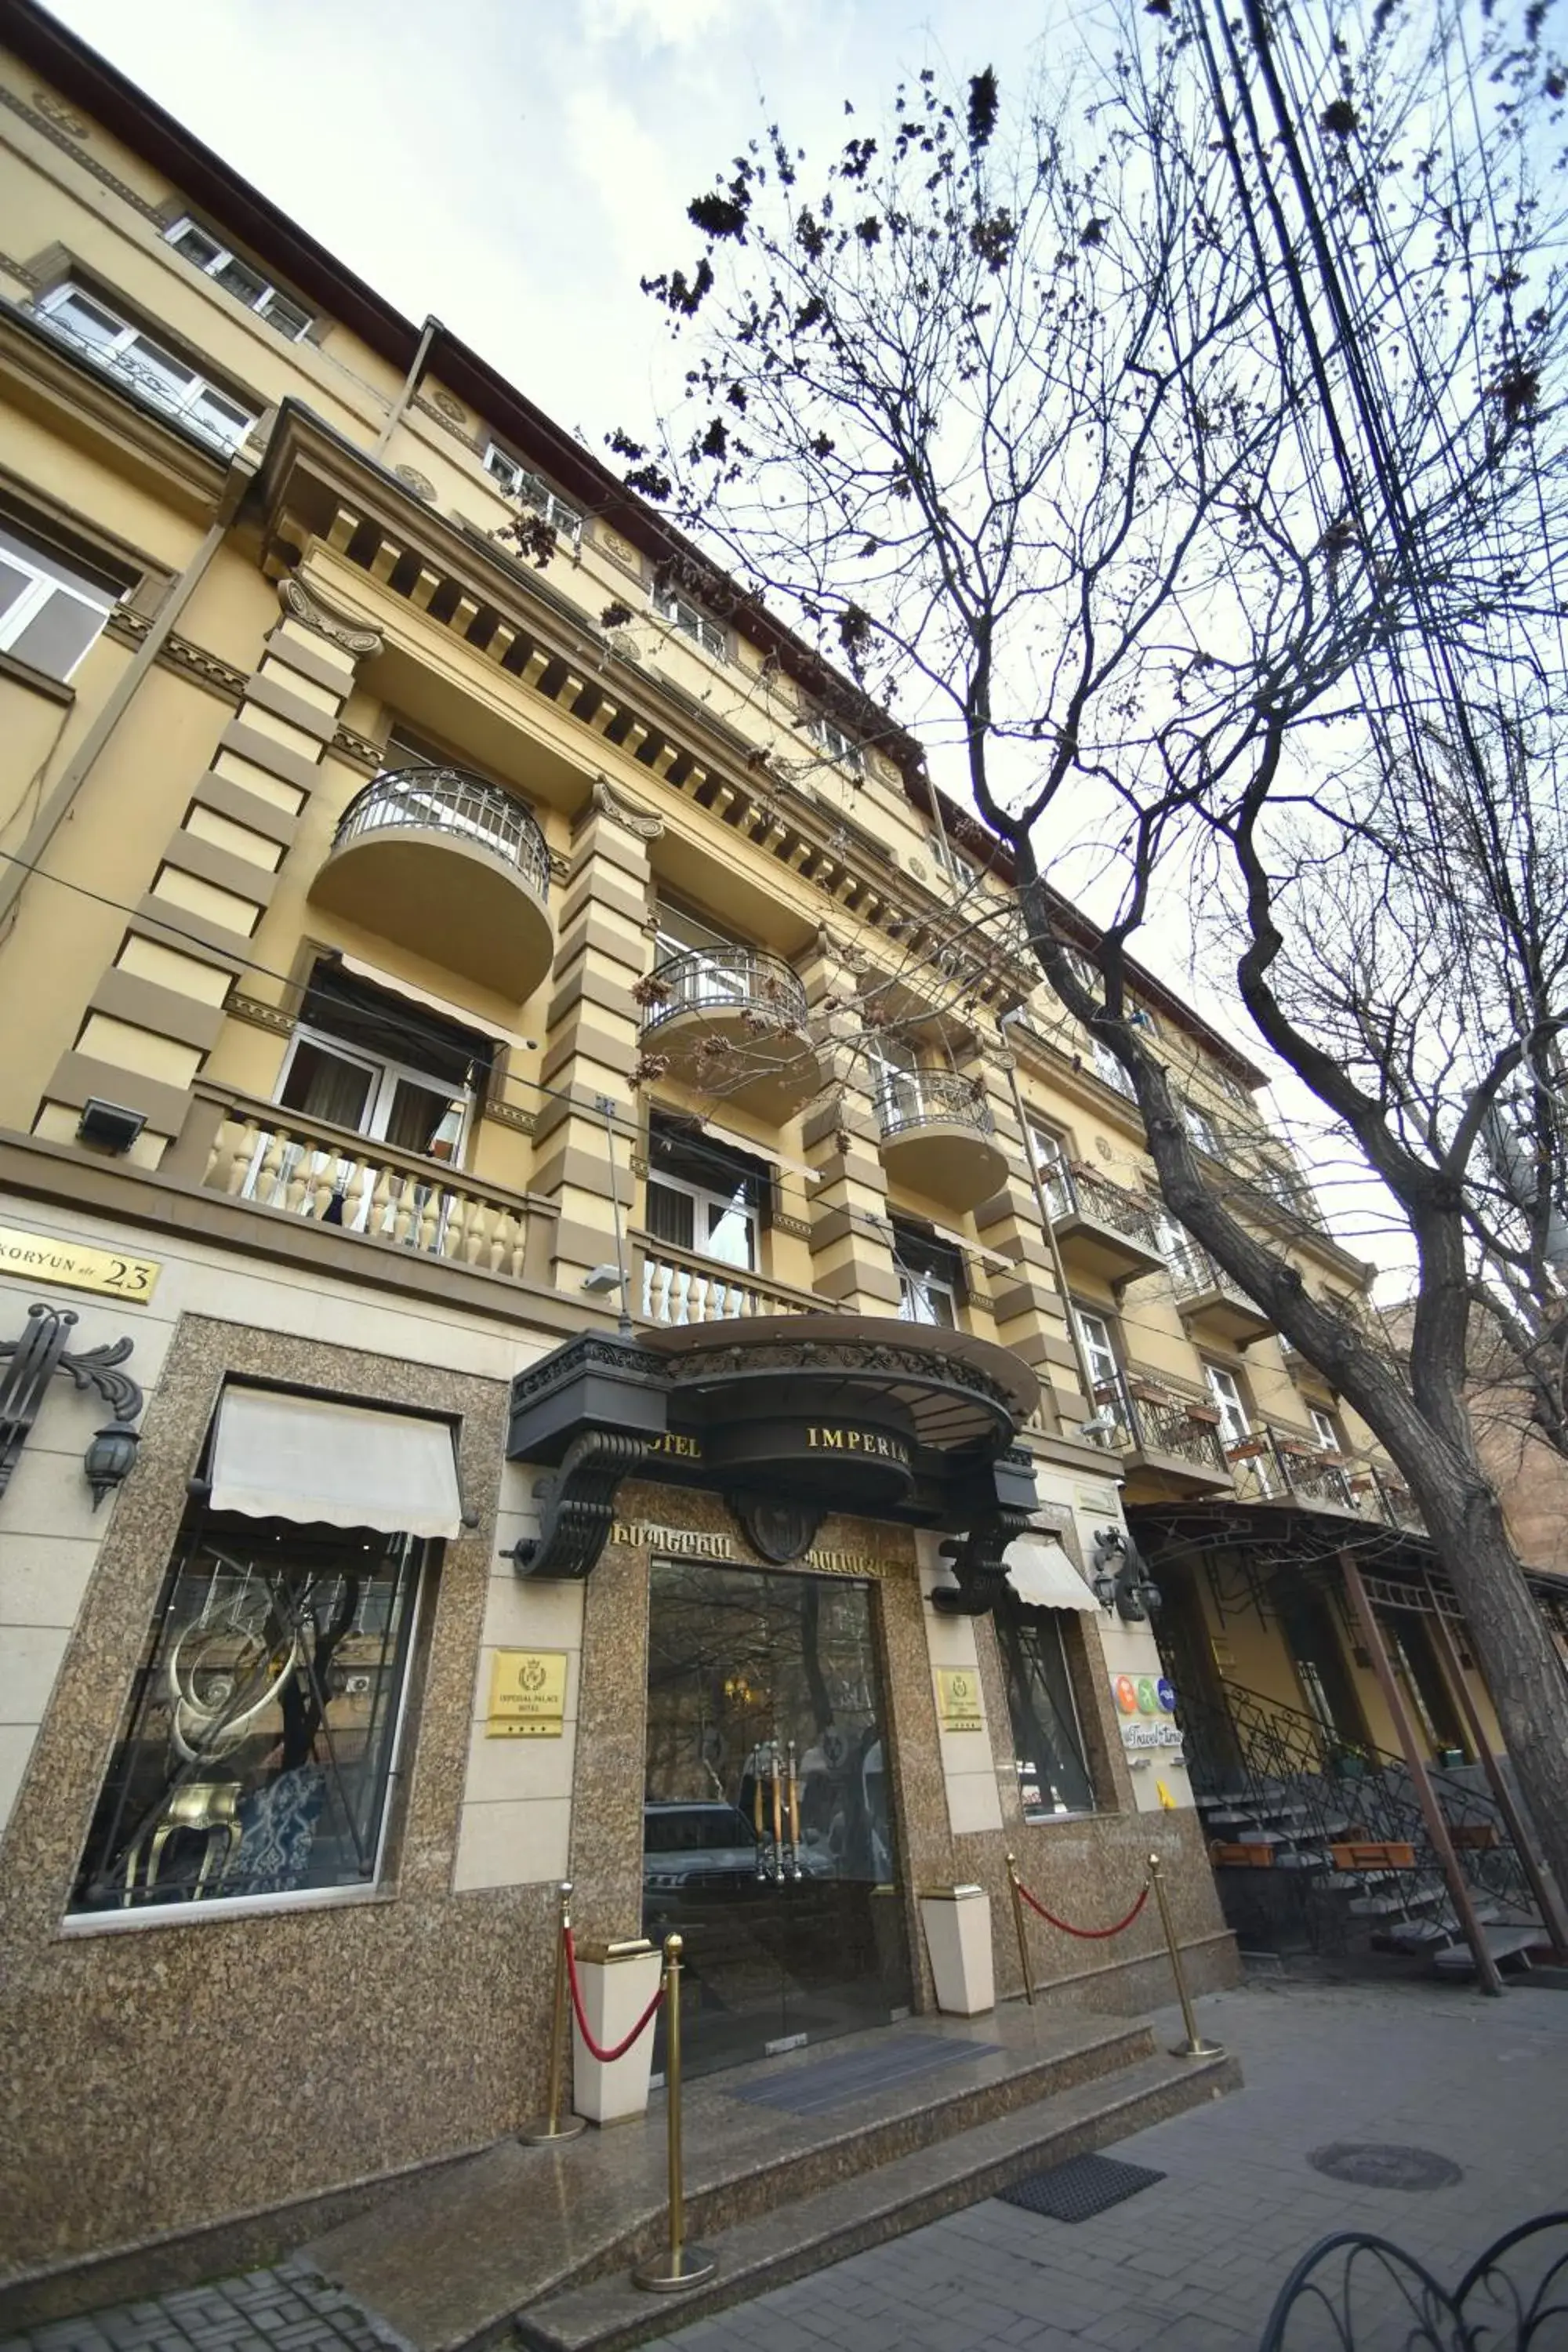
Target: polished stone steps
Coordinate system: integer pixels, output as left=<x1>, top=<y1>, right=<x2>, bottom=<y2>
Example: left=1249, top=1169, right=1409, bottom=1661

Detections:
left=519, top=2042, right=1237, bottom=2352
left=305, top=2003, right=1216, bottom=2352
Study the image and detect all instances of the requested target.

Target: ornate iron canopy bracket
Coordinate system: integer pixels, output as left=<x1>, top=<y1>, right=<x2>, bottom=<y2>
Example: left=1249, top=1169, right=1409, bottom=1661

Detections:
left=506, top=1429, right=651, bottom=1581
left=0, top=1301, right=143, bottom=1505
left=932, top=1506, right=1033, bottom=1615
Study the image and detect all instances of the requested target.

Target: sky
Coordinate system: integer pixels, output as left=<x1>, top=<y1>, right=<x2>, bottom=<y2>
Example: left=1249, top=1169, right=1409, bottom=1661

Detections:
left=42, top=0, right=1412, bottom=1287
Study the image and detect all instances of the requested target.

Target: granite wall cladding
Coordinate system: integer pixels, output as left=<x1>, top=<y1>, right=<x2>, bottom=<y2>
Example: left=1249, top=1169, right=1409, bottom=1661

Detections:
left=0, top=1315, right=557, bottom=2285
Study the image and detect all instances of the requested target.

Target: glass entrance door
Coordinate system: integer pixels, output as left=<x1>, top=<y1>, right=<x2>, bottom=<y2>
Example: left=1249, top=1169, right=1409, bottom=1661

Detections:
left=643, top=1557, right=911, bottom=2078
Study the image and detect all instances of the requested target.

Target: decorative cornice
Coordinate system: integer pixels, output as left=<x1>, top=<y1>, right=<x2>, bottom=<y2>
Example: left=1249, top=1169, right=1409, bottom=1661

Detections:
left=591, top=773, right=663, bottom=840
left=330, top=721, right=383, bottom=771
left=0, top=250, right=43, bottom=292
left=226, top=992, right=293, bottom=1036
left=773, top=1213, right=811, bottom=1240
left=276, top=575, right=382, bottom=659
left=0, top=88, right=161, bottom=220
left=481, top=1098, right=537, bottom=1136
left=104, top=608, right=246, bottom=704
left=104, top=606, right=152, bottom=648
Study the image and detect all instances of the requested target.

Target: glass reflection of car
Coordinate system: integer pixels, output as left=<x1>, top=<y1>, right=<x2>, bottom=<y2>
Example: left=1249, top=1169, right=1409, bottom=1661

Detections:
left=643, top=1801, right=761, bottom=1894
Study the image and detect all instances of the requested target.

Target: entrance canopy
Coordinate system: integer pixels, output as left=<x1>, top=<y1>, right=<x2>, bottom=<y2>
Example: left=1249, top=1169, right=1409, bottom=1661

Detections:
left=506, top=1318, right=1040, bottom=1600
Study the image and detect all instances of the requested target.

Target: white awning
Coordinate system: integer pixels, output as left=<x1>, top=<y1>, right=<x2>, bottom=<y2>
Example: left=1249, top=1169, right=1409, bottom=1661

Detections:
left=209, top=1388, right=463, bottom=1538
left=1004, top=1534, right=1098, bottom=1612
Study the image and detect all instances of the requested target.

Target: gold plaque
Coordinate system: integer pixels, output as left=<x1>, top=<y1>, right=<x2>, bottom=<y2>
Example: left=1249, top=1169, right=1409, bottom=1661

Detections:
left=0, top=1226, right=160, bottom=1304
left=486, top=1649, right=568, bottom=1739
left=935, top=1668, right=984, bottom=1733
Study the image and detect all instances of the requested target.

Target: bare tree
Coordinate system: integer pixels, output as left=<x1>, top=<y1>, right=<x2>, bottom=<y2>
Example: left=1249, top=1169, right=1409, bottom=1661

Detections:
left=610, top=0, right=1568, bottom=1903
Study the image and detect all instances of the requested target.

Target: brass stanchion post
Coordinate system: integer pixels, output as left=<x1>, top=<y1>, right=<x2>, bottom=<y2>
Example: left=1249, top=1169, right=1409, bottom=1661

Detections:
left=634, top=1933, right=717, bottom=2291
left=1148, top=1853, right=1223, bottom=2059
left=1006, top=1852, right=1034, bottom=2006
left=521, top=1880, right=587, bottom=2144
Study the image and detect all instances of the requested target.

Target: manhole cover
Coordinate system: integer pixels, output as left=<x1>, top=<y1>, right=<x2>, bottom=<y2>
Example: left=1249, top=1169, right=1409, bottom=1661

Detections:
left=1308, top=2142, right=1463, bottom=2190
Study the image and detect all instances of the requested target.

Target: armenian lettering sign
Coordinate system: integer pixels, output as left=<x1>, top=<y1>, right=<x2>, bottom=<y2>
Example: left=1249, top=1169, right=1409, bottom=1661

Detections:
left=486, top=1649, right=568, bottom=1738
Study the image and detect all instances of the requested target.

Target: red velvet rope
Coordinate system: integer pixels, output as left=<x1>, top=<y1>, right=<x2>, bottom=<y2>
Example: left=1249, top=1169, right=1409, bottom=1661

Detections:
left=564, top=1926, right=666, bottom=2063
left=1015, top=1875, right=1151, bottom=1940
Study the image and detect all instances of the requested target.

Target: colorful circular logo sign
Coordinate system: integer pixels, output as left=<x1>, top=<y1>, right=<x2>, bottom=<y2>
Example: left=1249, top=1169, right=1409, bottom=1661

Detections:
left=1136, top=1676, right=1160, bottom=1715
left=1156, top=1677, right=1177, bottom=1714
left=1115, top=1675, right=1139, bottom=1715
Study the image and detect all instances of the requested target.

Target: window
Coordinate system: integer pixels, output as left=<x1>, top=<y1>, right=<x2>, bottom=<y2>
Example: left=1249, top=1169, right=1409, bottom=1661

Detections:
left=0, top=518, right=124, bottom=681
left=654, top=583, right=726, bottom=660
left=34, top=284, right=256, bottom=454
left=1092, top=1041, right=1137, bottom=1102
left=893, top=1221, right=963, bottom=1327
left=1182, top=1098, right=1223, bottom=1157
left=1028, top=1126, right=1073, bottom=1219
left=1309, top=1406, right=1343, bottom=1454
left=1204, top=1363, right=1251, bottom=1448
left=646, top=1119, right=767, bottom=1270
left=482, top=445, right=583, bottom=542
left=69, top=1506, right=424, bottom=1916
left=808, top=711, right=864, bottom=772
left=1072, top=1317, right=1123, bottom=1402
left=652, top=900, right=749, bottom=1011
left=994, top=1593, right=1096, bottom=1817
left=165, top=220, right=313, bottom=339
left=275, top=963, right=490, bottom=1167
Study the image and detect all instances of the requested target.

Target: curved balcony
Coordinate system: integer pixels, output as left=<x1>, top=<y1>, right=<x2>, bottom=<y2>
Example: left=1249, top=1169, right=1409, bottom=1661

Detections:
left=874, top=1070, right=1007, bottom=1214
left=637, top=949, right=819, bottom=1116
left=309, top=766, right=553, bottom=1001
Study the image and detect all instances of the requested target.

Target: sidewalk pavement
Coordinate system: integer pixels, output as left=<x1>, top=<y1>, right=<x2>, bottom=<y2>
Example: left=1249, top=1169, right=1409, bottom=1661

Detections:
left=649, top=1972, right=1568, bottom=2352
left=5, top=1972, right=1567, bottom=2352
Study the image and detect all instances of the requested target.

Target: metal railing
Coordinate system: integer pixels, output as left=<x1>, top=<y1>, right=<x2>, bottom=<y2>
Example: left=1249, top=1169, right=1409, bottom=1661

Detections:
left=875, top=1069, right=995, bottom=1142
left=632, top=1232, right=818, bottom=1326
left=637, top=949, right=808, bottom=1036
left=1039, top=1160, right=1164, bottom=1258
left=29, top=304, right=255, bottom=454
left=198, top=1088, right=535, bottom=1278
left=1224, top=1429, right=1428, bottom=1532
left=332, top=766, right=550, bottom=902
left=1089, top=1374, right=1229, bottom=1476
left=1168, top=1240, right=1265, bottom=1316
left=1177, top=1677, right=1530, bottom=1916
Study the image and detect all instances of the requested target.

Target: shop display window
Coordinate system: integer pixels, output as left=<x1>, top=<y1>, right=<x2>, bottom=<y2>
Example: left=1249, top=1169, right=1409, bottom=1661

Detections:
left=994, top=1592, right=1098, bottom=1818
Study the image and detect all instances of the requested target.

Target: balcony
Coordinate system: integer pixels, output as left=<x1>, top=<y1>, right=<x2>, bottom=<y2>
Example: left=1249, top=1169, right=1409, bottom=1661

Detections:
left=1040, top=1160, right=1166, bottom=1287
left=1091, top=1374, right=1233, bottom=1494
left=632, top=1232, right=819, bottom=1326
left=308, top=766, right=553, bottom=1001
left=1169, top=1242, right=1273, bottom=1347
left=194, top=1084, right=539, bottom=1280
left=1227, top=1431, right=1428, bottom=1534
left=874, top=1071, right=1007, bottom=1214
left=637, top=950, right=818, bottom=1117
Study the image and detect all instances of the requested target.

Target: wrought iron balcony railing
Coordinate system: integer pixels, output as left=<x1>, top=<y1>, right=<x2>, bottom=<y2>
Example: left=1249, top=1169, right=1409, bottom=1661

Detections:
left=638, top=949, right=808, bottom=1036
left=29, top=303, right=256, bottom=455
left=1225, top=1428, right=1428, bottom=1533
left=1039, top=1160, right=1165, bottom=1258
left=1168, top=1240, right=1259, bottom=1312
left=332, top=766, right=551, bottom=901
left=1089, top=1374, right=1230, bottom=1478
left=875, top=1069, right=995, bottom=1142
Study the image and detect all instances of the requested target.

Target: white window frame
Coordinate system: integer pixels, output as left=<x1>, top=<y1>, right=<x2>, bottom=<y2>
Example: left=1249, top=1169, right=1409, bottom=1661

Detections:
left=1205, top=1363, right=1252, bottom=1449
left=1309, top=1406, right=1343, bottom=1454
left=34, top=284, right=256, bottom=453
left=645, top=1163, right=758, bottom=1272
left=164, top=219, right=313, bottom=339
left=276, top=1025, right=476, bottom=1166
left=481, top=445, right=583, bottom=543
left=0, top=521, right=118, bottom=681
left=1028, top=1125, right=1074, bottom=1220
left=653, top=583, right=726, bottom=661
left=1093, top=1040, right=1137, bottom=1102
left=1182, top=1098, right=1223, bottom=1156
left=1074, top=1308, right=1122, bottom=1399
left=893, top=1227, right=961, bottom=1328
left=808, top=710, right=864, bottom=772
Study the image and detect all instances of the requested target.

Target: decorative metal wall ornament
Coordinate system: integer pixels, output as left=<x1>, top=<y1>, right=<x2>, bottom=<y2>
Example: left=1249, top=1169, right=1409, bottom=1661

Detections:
left=1090, top=1526, right=1163, bottom=1621
left=0, top=1302, right=143, bottom=1504
left=509, top=1429, right=652, bottom=1580
left=730, top=1495, right=826, bottom=1564
left=933, top=1508, right=1033, bottom=1615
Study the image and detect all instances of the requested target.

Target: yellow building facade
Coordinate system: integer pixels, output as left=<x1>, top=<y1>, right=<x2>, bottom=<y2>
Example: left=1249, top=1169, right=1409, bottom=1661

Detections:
left=0, top=1, right=1553, bottom=2307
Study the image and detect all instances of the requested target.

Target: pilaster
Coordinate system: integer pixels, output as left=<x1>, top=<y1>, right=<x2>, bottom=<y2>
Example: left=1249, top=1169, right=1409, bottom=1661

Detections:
left=535, top=778, right=661, bottom=1293
left=798, top=930, right=901, bottom=1312
left=968, top=1051, right=1083, bottom=1433
left=31, top=578, right=383, bottom=1169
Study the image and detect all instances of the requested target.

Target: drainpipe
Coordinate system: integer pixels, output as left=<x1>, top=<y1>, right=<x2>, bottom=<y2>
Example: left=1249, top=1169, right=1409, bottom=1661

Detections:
left=372, top=314, right=439, bottom=462
left=0, top=446, right=254, bottom=941
left=998, top=1007, right=1100, bottom=1427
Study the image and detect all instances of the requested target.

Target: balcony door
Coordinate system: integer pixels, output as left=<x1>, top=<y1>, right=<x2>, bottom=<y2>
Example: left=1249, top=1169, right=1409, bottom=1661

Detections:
left=279, top=1035, right=470, bottom=1166
left=654, top=898, right=750, bottom=1009
left=1204, top=1363, right=1251, bottom=1450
